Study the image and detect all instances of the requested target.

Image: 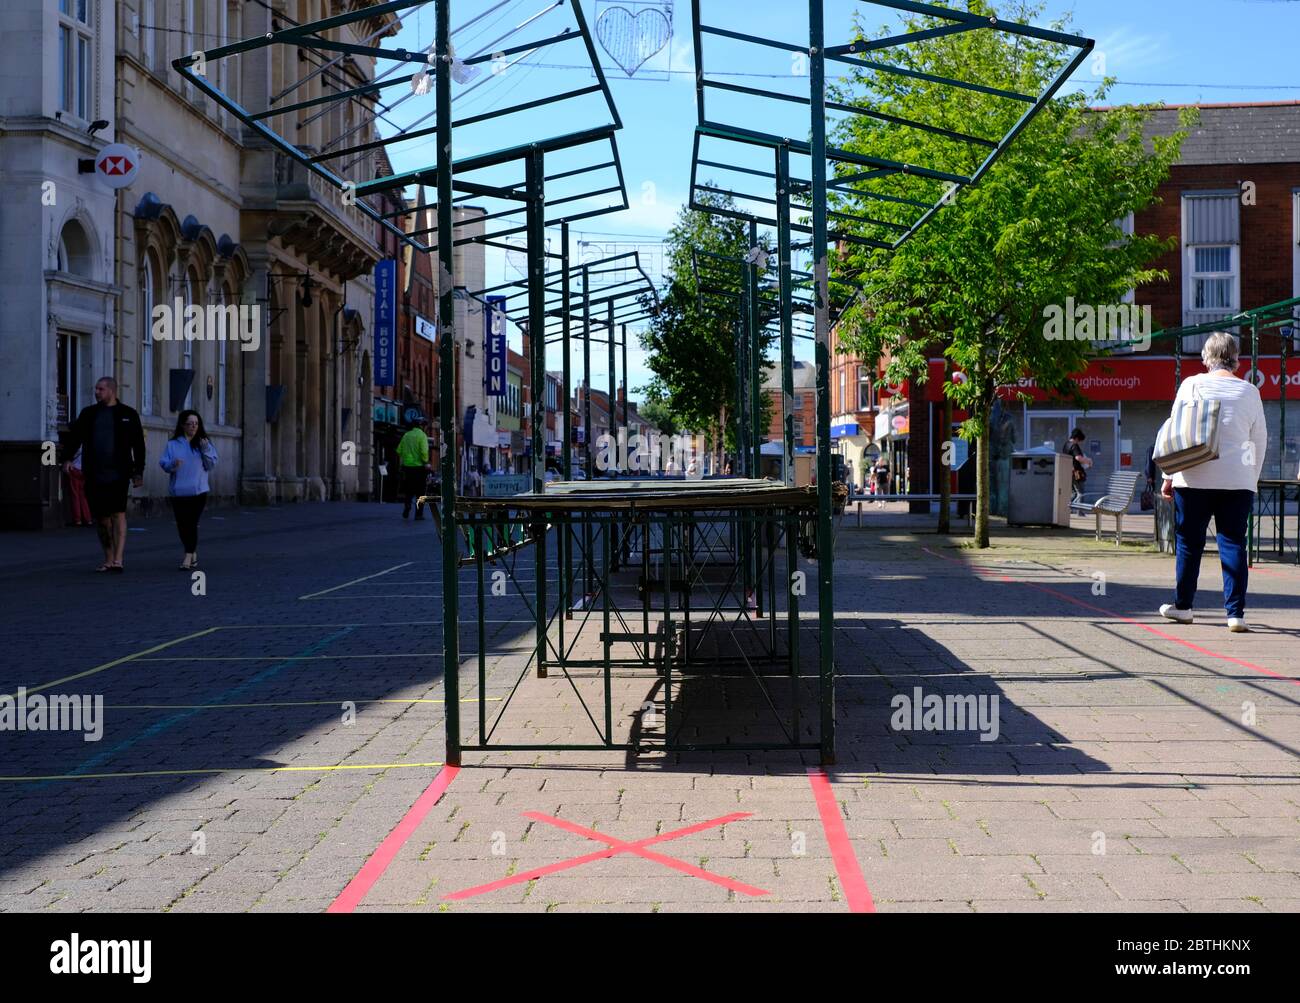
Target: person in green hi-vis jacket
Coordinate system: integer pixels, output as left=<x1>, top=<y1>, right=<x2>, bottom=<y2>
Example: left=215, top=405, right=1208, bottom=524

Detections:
left=396, top=417, right=432, bottom=520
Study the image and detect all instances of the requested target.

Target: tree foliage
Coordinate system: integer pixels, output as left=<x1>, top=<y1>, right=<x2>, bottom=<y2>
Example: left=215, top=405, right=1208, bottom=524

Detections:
left=831, top=0, right=1192, bottom=545
left=639, top=189, right=776, bottom=453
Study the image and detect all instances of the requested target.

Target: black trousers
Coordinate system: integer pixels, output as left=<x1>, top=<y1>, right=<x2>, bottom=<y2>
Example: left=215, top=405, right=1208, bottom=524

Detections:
left=401, top=467, right=427, bottom=514
left=173, top=494, right=208, bottom=552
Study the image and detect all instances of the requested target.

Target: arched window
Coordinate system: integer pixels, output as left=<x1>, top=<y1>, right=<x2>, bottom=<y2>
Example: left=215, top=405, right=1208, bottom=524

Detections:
left=57, top=219, right=94, bottom=278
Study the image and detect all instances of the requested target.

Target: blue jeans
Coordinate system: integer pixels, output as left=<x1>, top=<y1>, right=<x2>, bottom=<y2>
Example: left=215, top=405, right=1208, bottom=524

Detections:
left=1173, top=488, right=1254, bottom=618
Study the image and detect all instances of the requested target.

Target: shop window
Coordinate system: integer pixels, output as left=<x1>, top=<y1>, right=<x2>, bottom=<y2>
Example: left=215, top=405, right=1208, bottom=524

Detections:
left=56, top=333, right=80, bottom=426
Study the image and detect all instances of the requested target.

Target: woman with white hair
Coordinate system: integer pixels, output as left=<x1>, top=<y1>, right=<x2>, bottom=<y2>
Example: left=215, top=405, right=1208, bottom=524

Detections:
left=1158, top=331, right=1267, bottom=632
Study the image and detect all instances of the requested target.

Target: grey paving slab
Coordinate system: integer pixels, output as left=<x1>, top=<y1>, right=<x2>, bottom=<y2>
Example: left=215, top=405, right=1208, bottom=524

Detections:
left=3, top=506, right=1298, bottom=913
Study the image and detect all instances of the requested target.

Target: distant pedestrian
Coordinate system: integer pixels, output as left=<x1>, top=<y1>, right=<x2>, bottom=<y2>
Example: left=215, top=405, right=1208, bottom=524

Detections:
left=873, top=457, right=889, bottom=508
left=65, top=447, right=92, bottom=526
left=397, top=418, right=431, bottom=520
left=1158, top=332, right=1267, bottom=633
left=62, top=377, right=146, bottom=573
left=160, top=410, right=218, bottom=570
left=1063, top=428, right=1092, bottom=503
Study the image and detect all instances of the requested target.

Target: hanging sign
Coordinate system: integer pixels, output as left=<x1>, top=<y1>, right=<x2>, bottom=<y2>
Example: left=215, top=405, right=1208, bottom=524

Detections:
left=485, top=295, right=508, bottom=398
left=374, top=259, right=396, bottom=386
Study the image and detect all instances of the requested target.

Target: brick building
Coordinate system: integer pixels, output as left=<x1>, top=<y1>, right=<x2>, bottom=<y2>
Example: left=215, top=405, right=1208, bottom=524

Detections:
left=873, top=102, right=1300, bottom=511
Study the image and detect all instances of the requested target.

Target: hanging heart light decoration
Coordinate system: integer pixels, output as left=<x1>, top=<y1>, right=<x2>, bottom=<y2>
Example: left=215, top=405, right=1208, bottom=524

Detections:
left=595, top=5, right=672, bottom=78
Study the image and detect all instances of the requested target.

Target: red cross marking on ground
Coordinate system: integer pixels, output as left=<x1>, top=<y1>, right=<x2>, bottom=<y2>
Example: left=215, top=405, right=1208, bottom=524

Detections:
left=442, top=810, right=769, bottom=901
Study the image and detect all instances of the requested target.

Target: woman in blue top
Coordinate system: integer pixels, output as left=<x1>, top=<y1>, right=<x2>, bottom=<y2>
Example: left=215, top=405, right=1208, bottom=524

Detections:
left=159, top=410, right=218, bottom=570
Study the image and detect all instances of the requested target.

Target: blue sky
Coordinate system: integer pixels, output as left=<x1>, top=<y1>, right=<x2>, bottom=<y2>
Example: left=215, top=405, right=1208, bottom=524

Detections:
left=383, top=0, right=1300, bottom=403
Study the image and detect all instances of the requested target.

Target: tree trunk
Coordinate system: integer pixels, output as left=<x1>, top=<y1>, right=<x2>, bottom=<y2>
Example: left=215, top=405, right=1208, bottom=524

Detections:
left=717, top=406, right=727, bottom=473
left=974, top=388, right=992, bottom=549
left=937, top=360, right=952, bottom=535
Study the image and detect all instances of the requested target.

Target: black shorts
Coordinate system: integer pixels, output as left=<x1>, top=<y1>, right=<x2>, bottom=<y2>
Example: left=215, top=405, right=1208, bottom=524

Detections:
left=86, top=477, right=129, bottom=518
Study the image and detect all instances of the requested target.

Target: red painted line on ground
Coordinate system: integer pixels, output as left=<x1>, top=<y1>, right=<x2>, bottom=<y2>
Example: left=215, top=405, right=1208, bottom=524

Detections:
left=920, top=547, right=1298, bottom=687
left=444, top=811, right=762, bottom=901
left=525, top=811, right=769, bottom=896
left=807, top=768, right=875, bottom=914
left=327, top=765, right=460, bottom=913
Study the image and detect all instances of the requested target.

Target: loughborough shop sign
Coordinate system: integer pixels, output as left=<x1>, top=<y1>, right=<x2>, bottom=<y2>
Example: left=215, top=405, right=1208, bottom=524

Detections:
left=373, top=259, right=396, bottom=386
left=485, top=295, right=507, bottom=398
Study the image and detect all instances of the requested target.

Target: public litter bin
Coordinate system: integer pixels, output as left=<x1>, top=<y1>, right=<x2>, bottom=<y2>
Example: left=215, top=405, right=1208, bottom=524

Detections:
left=1008, top=446, right=1072, bottom=527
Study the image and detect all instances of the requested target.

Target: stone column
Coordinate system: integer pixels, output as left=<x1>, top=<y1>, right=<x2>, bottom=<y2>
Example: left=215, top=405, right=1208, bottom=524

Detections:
left=277, top=289, right=299, bottom=499
left=304, top=300, right=325, bottom=499
left=239, top=252, right=275, bottom=504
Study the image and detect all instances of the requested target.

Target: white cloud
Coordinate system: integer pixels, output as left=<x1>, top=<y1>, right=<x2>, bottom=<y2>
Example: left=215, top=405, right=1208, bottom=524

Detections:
left=1090, top=28, right=1174, bottom=78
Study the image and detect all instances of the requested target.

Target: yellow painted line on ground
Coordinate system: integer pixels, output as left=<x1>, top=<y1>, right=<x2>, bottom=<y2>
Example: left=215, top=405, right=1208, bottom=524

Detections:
left=0, top=761, right=446, bottom=783
left=134, top=653, right=444, bottom=661
left=7, top=627, right=223, bottom=700
left=307, top=594, right=450, bottom=600
left=103, top=697, right=498, bottom=710
left=209, top=621, right=533, bottom=628
left=299, top=562, right=413, bottom=600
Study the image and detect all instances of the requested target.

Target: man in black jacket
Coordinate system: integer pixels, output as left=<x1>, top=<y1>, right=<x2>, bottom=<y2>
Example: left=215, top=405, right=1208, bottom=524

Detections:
left=1063, top=427, right=1093, bottom=504
left=62, top=377, right=146, bottom=573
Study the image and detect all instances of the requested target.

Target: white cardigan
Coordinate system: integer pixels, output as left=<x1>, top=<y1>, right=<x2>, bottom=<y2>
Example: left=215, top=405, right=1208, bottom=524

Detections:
left=1168, top=372, right=1267, bottom=492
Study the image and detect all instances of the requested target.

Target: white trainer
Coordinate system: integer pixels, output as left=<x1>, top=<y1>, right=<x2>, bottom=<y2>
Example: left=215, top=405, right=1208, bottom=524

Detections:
left=1159, top=604, right=1193, bottom=624
left=1227, top=617, right=1249, bottom=633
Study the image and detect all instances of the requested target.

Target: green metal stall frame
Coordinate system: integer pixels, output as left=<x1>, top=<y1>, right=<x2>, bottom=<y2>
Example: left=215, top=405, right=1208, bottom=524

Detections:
left=689, top=0, right=1094, bottom=762
left=172, top=0, right=635, bottom=766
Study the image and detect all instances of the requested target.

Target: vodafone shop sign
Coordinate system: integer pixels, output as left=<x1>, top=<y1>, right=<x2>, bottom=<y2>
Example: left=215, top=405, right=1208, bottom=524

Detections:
left=927, top=357, right=1300, bottom=403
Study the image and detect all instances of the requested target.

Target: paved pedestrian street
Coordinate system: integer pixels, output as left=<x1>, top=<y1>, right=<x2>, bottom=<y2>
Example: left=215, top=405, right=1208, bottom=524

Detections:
left=1, top=503, right=1296, bottom=914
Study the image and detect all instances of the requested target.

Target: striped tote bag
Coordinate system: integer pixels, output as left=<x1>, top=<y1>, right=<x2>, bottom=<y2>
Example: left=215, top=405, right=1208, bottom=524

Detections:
left=1153, top=384, right=1222, bottom=475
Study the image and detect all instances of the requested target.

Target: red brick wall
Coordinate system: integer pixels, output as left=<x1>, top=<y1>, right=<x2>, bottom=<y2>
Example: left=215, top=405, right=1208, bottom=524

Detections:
left=1134, top=162, right=1298, bottom=329
left=765, top=388, right=817, bottom=448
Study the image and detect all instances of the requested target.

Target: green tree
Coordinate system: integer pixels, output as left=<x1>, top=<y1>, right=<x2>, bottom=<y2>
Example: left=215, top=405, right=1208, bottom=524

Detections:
left=640, top=189, right=776, bottom=464
left=637, top=395, right=679, bottom=437
left=832, top=0, right=1190, bottom=546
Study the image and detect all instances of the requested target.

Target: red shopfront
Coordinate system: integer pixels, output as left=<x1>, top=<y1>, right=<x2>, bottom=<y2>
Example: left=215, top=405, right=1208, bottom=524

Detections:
left=920, top=356, right=1300, bottom=504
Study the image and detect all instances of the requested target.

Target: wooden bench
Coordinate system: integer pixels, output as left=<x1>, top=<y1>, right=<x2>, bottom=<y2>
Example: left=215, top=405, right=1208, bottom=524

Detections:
left=1084, top=471, right=1143, bottom=544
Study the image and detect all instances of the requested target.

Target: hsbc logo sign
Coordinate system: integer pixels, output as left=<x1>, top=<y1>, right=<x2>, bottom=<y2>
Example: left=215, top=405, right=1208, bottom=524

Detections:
left=99, top=154, right=133, bottom=176
left=94, top=143, right=140, bottom=188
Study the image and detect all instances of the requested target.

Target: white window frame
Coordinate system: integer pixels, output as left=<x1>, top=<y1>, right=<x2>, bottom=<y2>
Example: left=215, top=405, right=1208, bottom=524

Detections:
left=857, top=364, right=873, bottom=412
left=1187, top=244, right=1238, bottom=314
left=1181, top=196, right=1241, bottom=353
left=183, top=273, right=197, bottom=410
left=141, top=0, right=155, bottom=69
left=218, top=0, right=228, bottom=97
left=1292, top=190, right=1300, bottom=351
left=217, top=286, right=229, bottom=425
left=57, top=0, right=94, bottom=121
left=183, top=0, right=197, bottom=99
left=140, top=257, right=155, bottom=415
